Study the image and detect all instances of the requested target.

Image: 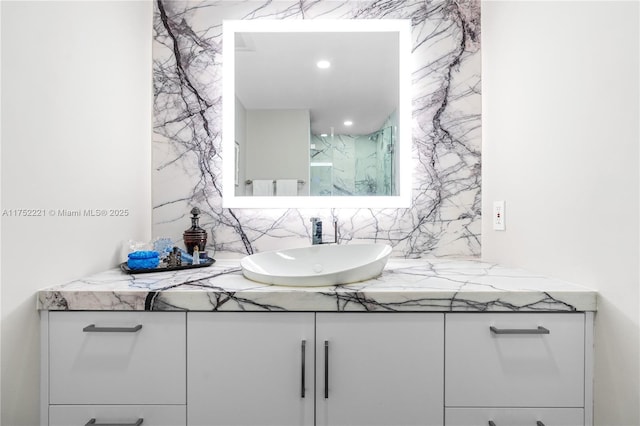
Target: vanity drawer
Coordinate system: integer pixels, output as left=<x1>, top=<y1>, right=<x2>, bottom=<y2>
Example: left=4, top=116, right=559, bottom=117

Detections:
left=445, top=408, right=584, bottom=426
left=445, top=313, right=584, bottom=407
left=48, top=311, right=186, bottom=405
left=49, top=405, right=186, bottom=426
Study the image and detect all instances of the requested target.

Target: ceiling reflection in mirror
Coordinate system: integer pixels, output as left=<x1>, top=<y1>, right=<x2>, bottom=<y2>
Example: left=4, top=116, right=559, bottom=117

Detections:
left=222, top=19, right=412, bottom=208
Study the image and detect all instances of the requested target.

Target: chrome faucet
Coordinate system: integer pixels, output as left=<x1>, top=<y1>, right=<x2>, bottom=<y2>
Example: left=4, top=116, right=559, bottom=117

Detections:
left=310, top=217, right=337, bottom=245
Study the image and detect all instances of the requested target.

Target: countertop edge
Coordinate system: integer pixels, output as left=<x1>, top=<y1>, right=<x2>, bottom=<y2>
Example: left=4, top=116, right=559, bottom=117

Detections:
left=36, top=259, right=598, bottom=312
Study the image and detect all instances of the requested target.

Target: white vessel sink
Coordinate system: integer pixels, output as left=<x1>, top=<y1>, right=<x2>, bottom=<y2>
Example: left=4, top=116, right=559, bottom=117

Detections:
left=241, top=243, right=392, bottom=287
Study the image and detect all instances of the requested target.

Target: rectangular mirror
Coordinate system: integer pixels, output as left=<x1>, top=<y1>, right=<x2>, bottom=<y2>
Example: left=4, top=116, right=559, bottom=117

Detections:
left=222, top=19, right=412, bottom=209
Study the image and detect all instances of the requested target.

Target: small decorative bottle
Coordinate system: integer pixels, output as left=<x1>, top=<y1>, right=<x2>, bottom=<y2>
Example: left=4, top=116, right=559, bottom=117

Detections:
left=183, top=207, right=207, bottom=255
left=192, top=245, right=200, bottom=265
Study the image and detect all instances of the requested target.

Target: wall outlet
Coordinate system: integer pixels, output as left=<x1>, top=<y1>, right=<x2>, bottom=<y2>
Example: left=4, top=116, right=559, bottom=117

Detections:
left=493, top=201, right=506, bottom=231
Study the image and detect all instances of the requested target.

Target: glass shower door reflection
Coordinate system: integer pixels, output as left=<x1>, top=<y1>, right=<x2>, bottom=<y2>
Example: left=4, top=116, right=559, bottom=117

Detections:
left=310, top=163, right=333, bottom=196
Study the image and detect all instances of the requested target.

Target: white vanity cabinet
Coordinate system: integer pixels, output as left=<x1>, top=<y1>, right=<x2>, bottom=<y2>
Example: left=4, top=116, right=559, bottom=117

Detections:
left=187, top=312, right=315, bottom=426
left=42, top=311, right=187, bottom=426
left=48, top=406, right=186, bottom=426
left=187, top=312, right=444, bottom=426
left=40, top=310, right=593, bottom=426
left=444, top=313, right=591, bottom=426
left=315, top=313, right=444, bottom=426
left=445, top=408, right=585, bottom=426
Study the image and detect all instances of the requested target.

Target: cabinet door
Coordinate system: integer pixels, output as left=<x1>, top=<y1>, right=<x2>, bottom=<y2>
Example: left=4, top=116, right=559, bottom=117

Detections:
left=316, top=313, right=444, bottom=426
left=49, top=312, right=186, bottom=405
left=49, top=405, right=186, bottom=426
left=445, top=407, right=584, bottom=426
left=445, top=313, right=584, bottom=407
left=187, top=312, right=314, bottom=426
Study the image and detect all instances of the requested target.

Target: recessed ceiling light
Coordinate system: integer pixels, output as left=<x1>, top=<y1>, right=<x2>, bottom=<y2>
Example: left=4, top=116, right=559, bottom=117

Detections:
left=320, top=133, right=328, bottom=137
left=344, top=120, right=353, bottom=126
left=316, top=60, right=331, bottom=69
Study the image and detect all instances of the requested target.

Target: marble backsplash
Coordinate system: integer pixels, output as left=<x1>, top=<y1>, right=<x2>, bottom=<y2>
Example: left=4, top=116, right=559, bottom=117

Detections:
left=152, top=0, right=481, bottom=258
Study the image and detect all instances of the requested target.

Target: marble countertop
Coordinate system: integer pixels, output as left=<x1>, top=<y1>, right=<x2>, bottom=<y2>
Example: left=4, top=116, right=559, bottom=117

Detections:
left=37, top=258, right=597, bottom=312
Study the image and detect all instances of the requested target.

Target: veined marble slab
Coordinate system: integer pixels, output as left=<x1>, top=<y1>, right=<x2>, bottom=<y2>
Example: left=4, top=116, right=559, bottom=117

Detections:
left=38, top=258, right=596, bottom=312
left=152, top=0, right=482, bottom=258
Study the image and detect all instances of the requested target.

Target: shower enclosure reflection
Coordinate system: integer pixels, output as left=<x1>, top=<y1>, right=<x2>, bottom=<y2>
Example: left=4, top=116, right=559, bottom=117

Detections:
left=310, top=125, right=396, bottom=196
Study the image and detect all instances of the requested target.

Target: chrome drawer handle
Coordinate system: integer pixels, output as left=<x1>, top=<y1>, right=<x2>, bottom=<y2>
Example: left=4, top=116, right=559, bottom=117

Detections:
left=488, top=421, right=545, bottom=426
left=489, top=326, right=550, bottom=335
left=301, top=340, right=306, bottom=398
left=83, top=324, right=143, bottom=333
left=85, top=418, right=143, bottom=426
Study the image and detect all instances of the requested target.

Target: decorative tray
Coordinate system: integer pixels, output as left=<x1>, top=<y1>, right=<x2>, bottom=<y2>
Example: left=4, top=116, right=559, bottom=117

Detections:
left=120, top=257, right=216, bottom=274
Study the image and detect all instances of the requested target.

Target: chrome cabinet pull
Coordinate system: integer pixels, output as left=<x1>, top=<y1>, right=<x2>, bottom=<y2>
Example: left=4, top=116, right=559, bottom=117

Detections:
left=489, top=326, right=550, bottom=335
left=85, top=418, right=143, bottom=426
left=300, top=340, right=306, bottom=398
left=83, top=324, right=143, bottom=333
left=324, top=340, right=329, bottom=399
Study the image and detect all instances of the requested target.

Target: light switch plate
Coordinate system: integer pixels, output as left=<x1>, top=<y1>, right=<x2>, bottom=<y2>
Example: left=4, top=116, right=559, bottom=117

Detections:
left=493, top=201, right=505, bottom=231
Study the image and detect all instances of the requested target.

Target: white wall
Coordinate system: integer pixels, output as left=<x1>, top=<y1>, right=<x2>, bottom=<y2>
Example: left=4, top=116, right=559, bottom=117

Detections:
left=0, top=1, right=153, bottom=425
left=246, top=109, right=310, bottom=192
left=482, top=1, right=639, bottom=424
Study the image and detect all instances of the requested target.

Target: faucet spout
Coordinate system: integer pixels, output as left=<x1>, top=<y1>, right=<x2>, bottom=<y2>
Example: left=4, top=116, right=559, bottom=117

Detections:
left=310, top=217, right=323, bottom=245
left=310, top=217, right=338, bottom=245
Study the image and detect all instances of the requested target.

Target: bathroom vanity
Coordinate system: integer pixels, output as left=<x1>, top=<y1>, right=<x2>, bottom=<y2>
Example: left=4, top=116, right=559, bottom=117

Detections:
left=38, top=258, right=597, bottom=426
